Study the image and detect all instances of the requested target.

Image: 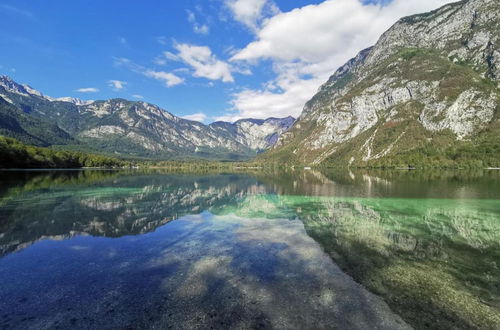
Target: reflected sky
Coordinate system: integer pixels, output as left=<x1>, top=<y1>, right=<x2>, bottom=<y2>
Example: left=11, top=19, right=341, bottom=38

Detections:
left=0, top=169, right=499, bottom=329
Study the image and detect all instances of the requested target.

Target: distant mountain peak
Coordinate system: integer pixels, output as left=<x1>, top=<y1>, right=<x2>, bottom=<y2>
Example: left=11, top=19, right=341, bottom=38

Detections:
left=54, top=97, right=94, bottom=106
left=0, top=75, right=93, bottom=106
left=0, top=75, right=33, bottom=97
left=210, top=116, right=295, bottom=151
left=232, top=116, right=295, bottom=125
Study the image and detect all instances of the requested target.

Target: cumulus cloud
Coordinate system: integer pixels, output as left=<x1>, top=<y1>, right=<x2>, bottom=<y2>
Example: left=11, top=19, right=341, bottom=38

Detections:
left=224, top=0, right=455, bottom=120
left=108, top=80, right=127, bottom=90
left=75, top=87, right=99, bottom=93
left=174, top=43, right=234, bottom=82
left=114, top=57, right=184, bottom=87
left=219, top=77, right=322, bottom=122
left=182, top=112, right=208, bottom=122
left=225, top=0, right=279, bottom=32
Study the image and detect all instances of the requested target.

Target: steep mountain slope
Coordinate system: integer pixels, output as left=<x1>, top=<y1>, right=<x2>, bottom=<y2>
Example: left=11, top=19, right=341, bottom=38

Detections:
left=266, top=0, right=499, bottom=167
left=0, top=76, right=294, bottom=160
left=0, top=98, right=74, bottom=146
left=210, top=117, right=295, bottom=151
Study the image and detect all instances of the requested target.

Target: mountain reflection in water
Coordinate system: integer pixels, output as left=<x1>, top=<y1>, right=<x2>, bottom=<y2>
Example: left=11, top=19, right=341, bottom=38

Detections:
left=0, top=169, right=499, bottom=329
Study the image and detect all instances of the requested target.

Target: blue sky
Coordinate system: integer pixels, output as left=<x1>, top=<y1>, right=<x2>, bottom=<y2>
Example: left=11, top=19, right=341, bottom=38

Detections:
left=0, top=0, right=452, bottom=123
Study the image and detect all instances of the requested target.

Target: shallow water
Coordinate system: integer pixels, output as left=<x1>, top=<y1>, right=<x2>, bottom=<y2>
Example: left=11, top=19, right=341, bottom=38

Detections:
left=0, top=169, right=499, bottom=329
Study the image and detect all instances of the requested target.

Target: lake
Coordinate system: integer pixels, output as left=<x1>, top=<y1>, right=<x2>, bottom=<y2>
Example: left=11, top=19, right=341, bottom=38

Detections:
left=0, top=169, right=499, bottom=329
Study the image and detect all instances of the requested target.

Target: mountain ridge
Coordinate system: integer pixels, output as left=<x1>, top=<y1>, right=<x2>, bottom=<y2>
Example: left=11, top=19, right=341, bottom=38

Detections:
left=0, top=75, right=295, bottom=160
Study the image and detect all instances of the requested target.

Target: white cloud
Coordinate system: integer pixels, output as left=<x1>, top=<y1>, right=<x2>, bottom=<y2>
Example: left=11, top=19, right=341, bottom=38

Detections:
left=174, top=43, right=234, bottom=82
left=108, top=80, right=127, bottom=90
left=215, top=76, right=321, bottom=122
left=232, top=0, right=453, bottom=63
left=154, top=51, right=179, bottom=66
left=132, top=94, right=144, bottom=99
left=225, top=0, right=279, bottom=32
left=173, top=67, right=191, bottom=74
left=182, top=112, right=208, bottom=122
left=213, top=115, right=240, bottom=123
left=153, top=56, right=167, bottom=66
left=115, top=57, right=184, bottom=88
left=194, top=24, right=210, bottom=35
left=144, top=70, right=184, bottom=87
left=226, top=0, right=455, bottom=119
left=75, top=87, right=99, bottom=93
left=187, top=10, right=210, bottom=35
left=163, top=51, right=180, bottom=61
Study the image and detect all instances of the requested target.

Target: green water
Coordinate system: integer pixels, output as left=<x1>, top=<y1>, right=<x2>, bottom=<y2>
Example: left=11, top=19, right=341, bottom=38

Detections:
left=0, top=169, right=499, bottom=329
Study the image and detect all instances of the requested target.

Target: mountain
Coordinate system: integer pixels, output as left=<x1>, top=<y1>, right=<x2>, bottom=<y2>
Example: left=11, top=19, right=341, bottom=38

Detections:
left=0, top=76, right=294, bottom=160
left=53, top=97, right=94, bottom=106
left=0, top=94, right=74, bottom=147
left=210, top=117, right=295, bottom=151
left=265, top=0, right=499, bottom=167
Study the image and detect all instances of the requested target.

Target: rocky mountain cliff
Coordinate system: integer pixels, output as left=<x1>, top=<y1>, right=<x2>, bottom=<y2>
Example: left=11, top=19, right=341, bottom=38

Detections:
left=265, top=0, right=499, bottom=167
left=0, top=76, right=294, bottom=160
left=210, top=117, right=295, bottom=151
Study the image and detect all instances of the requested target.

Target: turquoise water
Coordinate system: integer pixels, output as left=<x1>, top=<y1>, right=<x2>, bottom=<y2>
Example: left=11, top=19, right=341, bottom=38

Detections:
left=0, top=169, right=499, bottom=329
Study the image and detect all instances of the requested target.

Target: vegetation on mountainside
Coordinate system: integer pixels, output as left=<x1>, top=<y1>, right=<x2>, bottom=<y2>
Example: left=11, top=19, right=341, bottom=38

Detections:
left=0, top=136, right=129, bottom=168
left=0, top=101, right=74, bottom=146
left=262, top=46, right=500, bottom=168
left=365, top=130, right=500, bottom=168
left=0, top=90, right=280, bottom=161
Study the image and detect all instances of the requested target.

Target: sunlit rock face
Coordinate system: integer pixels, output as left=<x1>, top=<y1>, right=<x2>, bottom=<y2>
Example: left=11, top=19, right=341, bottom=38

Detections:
left=268, top=0, right=500, bottom=165
left=0, top=76, right=295, bottom=159
left=72, top=102, right=295, bottom=158
left=210, top=117, right=295, bottom=152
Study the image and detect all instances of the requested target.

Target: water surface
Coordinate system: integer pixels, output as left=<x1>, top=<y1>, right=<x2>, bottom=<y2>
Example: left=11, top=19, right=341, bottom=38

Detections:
left=0, top=169, right=499, bottom=329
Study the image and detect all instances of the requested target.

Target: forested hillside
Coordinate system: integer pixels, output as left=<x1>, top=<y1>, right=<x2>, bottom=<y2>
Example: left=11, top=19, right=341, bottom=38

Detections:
left=0, top=136, right=128, bottom=168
